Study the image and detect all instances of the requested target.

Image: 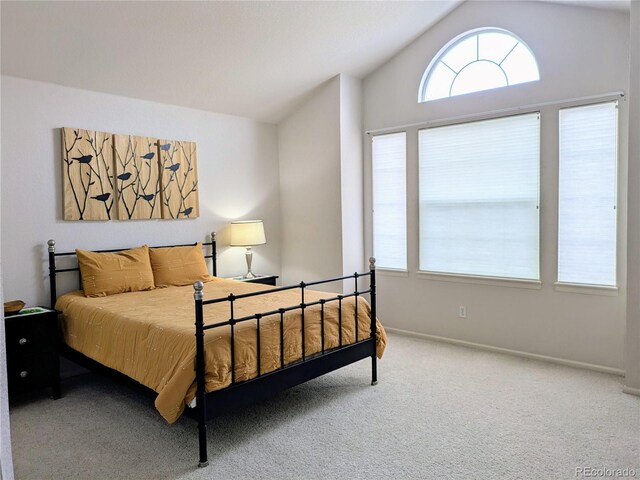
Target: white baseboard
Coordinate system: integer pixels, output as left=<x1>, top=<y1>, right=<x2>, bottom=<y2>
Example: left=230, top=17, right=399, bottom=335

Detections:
left=622, top=385, right=640, bottom=396
left=385, top=327, right=625, bottom=377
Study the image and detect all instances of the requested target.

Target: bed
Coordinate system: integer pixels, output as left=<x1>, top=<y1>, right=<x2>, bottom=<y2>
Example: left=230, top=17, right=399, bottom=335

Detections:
left=48, top=234, right=386, bottom=466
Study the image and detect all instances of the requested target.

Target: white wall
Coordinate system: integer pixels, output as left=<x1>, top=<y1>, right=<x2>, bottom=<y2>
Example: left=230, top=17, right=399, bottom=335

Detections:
left=278, top=74, right=366, bottom=292
left=625, top=1, right=640, bottom=392
left=340, top=75, right=365, bottom=278
left=363, top=1, right=630, bottom=369
left=0, top=283, right=12, bottom=480
left=278, top=76, right=343, bottom=287
left=0, top=76, right=281, bottom=306
left=0, top=75, right=15, bottom=480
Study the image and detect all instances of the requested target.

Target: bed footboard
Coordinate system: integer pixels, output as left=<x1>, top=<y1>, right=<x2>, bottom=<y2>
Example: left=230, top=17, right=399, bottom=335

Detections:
left=193, top=257, right=378, bottom=467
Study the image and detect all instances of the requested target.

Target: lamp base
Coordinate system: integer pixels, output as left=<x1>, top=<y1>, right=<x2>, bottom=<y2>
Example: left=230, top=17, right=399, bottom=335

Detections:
left=243, top=247, right=255, bottom=279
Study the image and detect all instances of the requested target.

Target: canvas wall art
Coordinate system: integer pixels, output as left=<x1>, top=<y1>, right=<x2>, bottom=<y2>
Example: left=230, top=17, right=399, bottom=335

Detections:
left=62, top=128, right=115, bottom=220
left=159, top=140, right=199, bottom=219
left=113, top=135, right=161, bottom=220
left=61, top=128, right=199, bottom=221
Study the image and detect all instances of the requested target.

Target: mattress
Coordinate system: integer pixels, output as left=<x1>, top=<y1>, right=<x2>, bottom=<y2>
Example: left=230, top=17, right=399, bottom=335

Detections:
left=56, top=277, right=386, bottom=423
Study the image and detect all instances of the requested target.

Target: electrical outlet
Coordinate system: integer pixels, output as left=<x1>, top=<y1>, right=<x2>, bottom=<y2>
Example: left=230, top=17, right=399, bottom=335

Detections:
left=458, top=306, right=467, bottom=318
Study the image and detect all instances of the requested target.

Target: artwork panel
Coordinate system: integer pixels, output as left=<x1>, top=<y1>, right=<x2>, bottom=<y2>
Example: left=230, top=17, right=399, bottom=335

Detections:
left=159, top=140, right=199, bottom=219
left=61, top=128, right=115, bottom=220
left=113, top=135, right=161, bottom=220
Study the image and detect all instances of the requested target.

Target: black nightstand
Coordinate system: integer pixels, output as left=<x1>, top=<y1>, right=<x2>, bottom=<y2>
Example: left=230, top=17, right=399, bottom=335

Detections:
left=4, top=307, right=60, bottom=399
left=228, top=275, right=279, bottom=286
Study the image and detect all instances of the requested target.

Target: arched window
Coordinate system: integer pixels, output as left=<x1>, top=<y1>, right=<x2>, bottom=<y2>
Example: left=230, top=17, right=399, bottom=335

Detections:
left=418, top=28, right=539, bottom=102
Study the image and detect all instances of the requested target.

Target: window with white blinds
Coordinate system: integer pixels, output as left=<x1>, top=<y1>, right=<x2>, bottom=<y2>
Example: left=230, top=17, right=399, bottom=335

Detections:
left=558, top=102, right=618, bottom=286
left=419, top=113, right=540, bottom=279
left=372, top=132, right=407, bottom=270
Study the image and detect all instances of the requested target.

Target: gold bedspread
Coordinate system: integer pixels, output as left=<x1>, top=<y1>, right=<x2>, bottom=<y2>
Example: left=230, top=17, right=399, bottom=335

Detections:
left=56, top=278, right=386, bottom=423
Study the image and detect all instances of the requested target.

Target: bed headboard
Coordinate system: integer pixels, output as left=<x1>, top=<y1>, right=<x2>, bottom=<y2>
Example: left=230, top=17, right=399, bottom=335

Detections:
left=47, top=232, right=217, bottom=309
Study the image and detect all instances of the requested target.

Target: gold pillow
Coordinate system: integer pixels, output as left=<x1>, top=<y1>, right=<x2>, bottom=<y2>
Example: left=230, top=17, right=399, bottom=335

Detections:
left=149, top=243, right=212, bottom=287
left=76, top=245, right=155, bottom=297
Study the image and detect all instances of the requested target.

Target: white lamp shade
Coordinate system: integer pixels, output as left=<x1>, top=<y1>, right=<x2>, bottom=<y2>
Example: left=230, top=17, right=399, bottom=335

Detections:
left=230, top=220, right=266, bottom=246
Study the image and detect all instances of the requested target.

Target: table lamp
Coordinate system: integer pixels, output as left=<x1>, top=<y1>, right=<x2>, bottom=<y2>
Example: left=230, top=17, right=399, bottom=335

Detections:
left=230, top=220, right=266, bottom=279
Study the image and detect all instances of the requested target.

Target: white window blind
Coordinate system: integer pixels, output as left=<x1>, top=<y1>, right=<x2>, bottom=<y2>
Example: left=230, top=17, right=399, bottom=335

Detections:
left=558, top=102, right=618, bottom=286
left=372, top=132, right=407, bottom=270
left=419, top=113, right=540, bottom=279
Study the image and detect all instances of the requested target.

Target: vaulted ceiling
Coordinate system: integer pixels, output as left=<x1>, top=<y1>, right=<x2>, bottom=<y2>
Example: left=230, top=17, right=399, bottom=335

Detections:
left=0, top=1, right=629, bottom=123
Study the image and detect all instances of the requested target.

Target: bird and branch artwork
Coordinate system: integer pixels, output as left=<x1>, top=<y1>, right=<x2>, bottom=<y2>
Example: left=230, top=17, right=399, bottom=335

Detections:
left=113, top=135, right=161, bottom=220
left=61, top=128, right=199, bottom=221
left=61, top=128, right=115, bottom=220
left=159, top=140, right=200, bottom=219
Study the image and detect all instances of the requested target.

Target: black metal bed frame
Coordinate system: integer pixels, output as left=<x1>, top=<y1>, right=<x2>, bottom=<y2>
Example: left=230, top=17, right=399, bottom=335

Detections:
left=47, top=233, right=378, bottom=467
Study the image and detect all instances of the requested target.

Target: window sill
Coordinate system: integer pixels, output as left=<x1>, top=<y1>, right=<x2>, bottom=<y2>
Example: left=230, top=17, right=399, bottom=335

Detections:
left=554, top=282, right=618, bottom=296
left=376, top=268, right=409, bottom=278
left=416, top=271, right=542, bottom=289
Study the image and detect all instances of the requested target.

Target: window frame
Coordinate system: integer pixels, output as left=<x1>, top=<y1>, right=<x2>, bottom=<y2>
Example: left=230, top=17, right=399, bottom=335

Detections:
left=417, top=111, right=541, bottom=282
left=555, top=100, right=619, bottom=291
left=371, top=130, right=408, bottom=272
left=418, top=27, right=540, bottom=103
left=366, top=91, right=623, bottom=292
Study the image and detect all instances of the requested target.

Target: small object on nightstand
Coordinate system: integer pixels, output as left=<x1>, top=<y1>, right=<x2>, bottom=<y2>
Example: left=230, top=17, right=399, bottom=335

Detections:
left=4, top=306, right=61, bottom=400
left=4, top=300, right=25, bottom=316
left=228, top=274, right=278, bottom=286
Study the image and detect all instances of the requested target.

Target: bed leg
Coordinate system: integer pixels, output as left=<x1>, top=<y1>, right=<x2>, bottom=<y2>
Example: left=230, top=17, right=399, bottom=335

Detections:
left=371, top=355, right=378, bottom=386
left=369, top=257, right=378, bottom=386
left=198, top=418, right=208, bottom=467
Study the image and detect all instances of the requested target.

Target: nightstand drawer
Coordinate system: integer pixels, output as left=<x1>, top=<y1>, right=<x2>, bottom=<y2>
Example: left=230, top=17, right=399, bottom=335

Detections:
left=8, top=353, right=58, bottom=391
left=6, top=320, right=57, bottom=356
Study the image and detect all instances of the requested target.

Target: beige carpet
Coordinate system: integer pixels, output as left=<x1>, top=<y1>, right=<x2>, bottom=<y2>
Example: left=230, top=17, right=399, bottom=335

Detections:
left=9, top=333, right=640, bottom=480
